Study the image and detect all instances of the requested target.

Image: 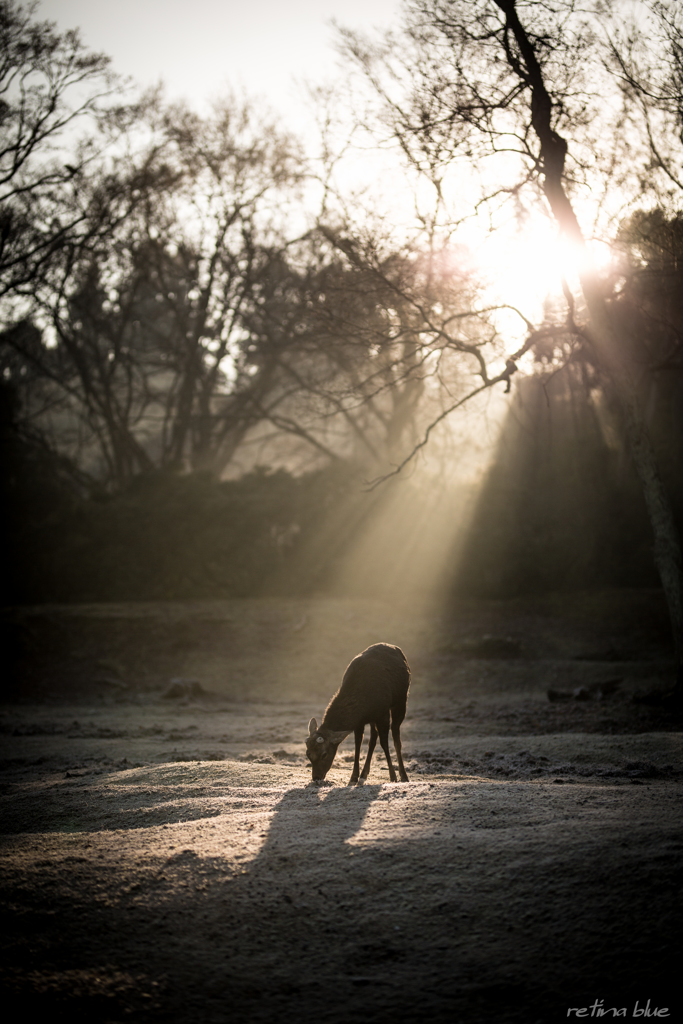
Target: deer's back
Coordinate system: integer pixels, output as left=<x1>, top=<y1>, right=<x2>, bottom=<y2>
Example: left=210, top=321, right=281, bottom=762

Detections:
left=323, top=643, right=410, bottom=730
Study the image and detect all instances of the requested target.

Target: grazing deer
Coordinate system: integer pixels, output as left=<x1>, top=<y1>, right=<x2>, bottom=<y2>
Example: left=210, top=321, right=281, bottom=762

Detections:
left=306, top=643, right=410, bottom=785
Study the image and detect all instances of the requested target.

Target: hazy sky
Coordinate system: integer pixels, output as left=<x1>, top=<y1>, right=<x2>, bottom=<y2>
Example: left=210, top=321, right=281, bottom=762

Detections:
left=38, top=1, right=399, bottom=121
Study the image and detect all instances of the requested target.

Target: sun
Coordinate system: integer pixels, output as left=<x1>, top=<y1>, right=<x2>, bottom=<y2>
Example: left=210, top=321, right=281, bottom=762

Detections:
left=470, top=213, right=612, bottom=340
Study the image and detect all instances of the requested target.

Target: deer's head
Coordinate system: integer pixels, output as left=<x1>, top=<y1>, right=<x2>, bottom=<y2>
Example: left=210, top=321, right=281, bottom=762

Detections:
left=306, top=718, right=343, bottom=781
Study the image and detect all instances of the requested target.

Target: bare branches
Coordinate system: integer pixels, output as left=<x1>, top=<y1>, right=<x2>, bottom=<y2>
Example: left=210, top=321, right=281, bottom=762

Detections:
left=364, top=379, right=494, bottom=488
left=0, top=1, right=130, bottom=300
left=1, top=81, right=318, bottom=487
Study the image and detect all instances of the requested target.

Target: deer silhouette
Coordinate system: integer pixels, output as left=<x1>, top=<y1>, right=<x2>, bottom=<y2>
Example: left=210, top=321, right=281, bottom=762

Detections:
left=306, top=643, right=410, bottom=785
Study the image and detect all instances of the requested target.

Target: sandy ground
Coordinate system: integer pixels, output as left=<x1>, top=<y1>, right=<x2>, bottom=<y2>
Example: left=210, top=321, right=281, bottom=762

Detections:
left=1, top=594, right=682, bottom=1023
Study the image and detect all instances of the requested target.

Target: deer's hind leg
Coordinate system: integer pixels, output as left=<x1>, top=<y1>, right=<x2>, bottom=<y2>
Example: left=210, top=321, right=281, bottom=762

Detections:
left=360, top=723, right=378, bottom=781
left=376, top=712, right=398, bottom=783
left=391, top=701, right=409, bottom=782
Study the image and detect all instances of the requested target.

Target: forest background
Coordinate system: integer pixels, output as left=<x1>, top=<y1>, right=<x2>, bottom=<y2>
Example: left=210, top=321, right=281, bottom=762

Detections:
left=1, top=0, right=682, bottom=645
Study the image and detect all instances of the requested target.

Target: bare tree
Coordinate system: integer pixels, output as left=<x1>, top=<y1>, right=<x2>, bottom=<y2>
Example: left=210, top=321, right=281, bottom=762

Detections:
left=339, top=0, right=683, bottom=686
left=0, top=3, right=500, bottom=488
left=289, top=224, right=509, bottom=469
left=0, top=0, right=134, bottom=303
left=2, top=91, right=315, bottom=487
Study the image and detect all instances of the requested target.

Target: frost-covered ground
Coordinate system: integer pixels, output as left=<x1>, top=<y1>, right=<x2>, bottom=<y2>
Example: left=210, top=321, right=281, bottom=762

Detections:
left=1, top=594, right=681, bottom=1023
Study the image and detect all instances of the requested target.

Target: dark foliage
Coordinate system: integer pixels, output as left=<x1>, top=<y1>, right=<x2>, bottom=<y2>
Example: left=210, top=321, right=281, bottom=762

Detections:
left=1, top=403, right=379, bottom=604
left=3, top=354, right=682, bottom=606
left=455, top=375, right=663, bottom=597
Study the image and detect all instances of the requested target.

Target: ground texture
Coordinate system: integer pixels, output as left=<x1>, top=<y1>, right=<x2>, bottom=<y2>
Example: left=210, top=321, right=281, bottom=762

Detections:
left=1, top=592, right=681, bottom=1023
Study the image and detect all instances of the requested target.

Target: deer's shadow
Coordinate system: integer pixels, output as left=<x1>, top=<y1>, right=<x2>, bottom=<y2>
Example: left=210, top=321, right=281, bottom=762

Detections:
left=245, top=782, right=382, bottom=876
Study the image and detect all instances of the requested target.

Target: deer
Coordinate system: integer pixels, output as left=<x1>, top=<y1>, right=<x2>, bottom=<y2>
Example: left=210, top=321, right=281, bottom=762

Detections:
left=306, top=643, right=410, bottom=785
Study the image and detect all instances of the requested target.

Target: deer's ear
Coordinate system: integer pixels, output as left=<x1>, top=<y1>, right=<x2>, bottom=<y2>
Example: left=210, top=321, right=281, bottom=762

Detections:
left=308, top=718, right=318, bottom=736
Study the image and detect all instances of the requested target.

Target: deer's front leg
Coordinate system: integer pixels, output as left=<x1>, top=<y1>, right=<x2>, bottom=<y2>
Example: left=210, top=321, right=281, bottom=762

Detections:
left=349, top=725, right=364, bottom=785
left=360, top=723, right=378, bottom=780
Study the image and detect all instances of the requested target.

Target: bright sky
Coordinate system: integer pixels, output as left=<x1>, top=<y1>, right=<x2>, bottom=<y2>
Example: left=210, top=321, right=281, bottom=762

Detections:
left=38, top=0, right=399, bottom=124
